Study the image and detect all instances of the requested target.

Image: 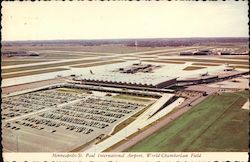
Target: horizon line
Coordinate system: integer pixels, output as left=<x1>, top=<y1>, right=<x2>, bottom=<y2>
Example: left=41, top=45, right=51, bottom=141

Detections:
left=2, top=36, right=249, bottom=42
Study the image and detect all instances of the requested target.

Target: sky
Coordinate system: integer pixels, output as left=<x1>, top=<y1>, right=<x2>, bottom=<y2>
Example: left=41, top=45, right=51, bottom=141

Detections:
left=1, top=1, right=249, bottom=41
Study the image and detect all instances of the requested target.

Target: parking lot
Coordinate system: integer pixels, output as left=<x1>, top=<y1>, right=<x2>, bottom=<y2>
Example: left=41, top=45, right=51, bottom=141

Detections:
left=2, top=87, right=150, bottom=152
left=2, top=89, right=85, bottom=120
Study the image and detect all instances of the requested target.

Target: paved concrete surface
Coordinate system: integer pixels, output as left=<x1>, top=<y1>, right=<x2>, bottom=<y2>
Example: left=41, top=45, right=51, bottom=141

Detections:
left=85, top=96, right=184, bottom=152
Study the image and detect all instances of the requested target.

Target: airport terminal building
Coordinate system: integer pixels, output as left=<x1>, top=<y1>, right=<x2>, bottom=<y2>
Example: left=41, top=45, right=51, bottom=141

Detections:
left=72, top=73, right=177, bottom=89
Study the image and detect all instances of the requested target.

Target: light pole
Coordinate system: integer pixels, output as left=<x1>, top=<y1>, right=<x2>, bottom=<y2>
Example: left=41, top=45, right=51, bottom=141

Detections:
left=16, top=133, right=19, bottom=152
left=135, top=40, right=138, bottom=52
left=11, top=133, right=19, bottom=152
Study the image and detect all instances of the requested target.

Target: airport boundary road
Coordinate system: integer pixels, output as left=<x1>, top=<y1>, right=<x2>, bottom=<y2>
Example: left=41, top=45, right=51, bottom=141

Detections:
left=110, top=95, right=207, bottom=152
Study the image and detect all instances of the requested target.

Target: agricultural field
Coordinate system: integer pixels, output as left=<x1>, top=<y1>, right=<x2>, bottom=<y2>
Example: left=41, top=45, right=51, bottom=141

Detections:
left=127, top=91, right=249, bottom=152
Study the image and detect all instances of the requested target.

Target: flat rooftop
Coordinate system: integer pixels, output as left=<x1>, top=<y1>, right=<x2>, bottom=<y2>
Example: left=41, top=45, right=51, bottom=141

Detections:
left=72, top=62, right=177, bottom=87
left=76, top=73, right=176, bottom=87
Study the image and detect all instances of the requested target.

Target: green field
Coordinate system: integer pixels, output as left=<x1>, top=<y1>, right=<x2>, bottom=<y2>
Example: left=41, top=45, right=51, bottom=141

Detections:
left=70, top=60, right=124, bottom=68
left=2, top=60, right=53, bottom=66
left=183, top=66, right=206, bottom=71
left=143, top=60, right=185, bottom=64
left=2, top=68, right=70, bottom=79
left=127, top=91, right=249, bottom=152
left=2, top=59, right=101, bottom=74
left=113, top=95, right=153, bottom=102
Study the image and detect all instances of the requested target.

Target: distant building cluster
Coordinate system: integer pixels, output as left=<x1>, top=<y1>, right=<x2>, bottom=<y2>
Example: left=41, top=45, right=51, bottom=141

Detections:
left=2, top=50, right=39, bottom=57
left=180, top=48, right=249, bottom=56
left=180, top=49, right=213, bottom=56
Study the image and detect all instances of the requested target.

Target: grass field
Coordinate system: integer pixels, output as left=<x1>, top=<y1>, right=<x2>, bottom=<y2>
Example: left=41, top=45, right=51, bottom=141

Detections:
left=57, top=88, right=89, bottom=93
left=140, top=56, right=158, bottom=59
left=40, top=54, right=91, bottom=59
left=138, top=46, right=206, bottom=56
left=143, top=60, right=185, bottom=64
left=113, top=95, right=153, bottom=102
left=228, top=65, right=249, bottom=69
left=219, top=56, right=249, bottom=60
left=2, top=68, right=70, bottom=79
left=192, top=63, right=221, bottom=66
left=2, top=59, right=102, bottom=74
left=70, top=60, right=124, bottom=68
left=127, top=91, right=249, bottom=152
left=2, top=60, right=53, bottom=66
left=2, top=44, right=168, bottom=54
left=183, top=66, right=206, bottom=71
left=110, top=106, right=150, bottom=136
